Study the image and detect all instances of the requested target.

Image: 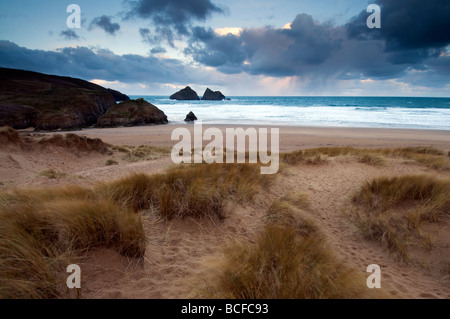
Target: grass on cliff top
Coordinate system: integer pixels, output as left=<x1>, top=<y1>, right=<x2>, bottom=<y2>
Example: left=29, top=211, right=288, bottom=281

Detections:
left=202, top=193, right=378, bottom=299
left=0, top=162, right=268, bottom=298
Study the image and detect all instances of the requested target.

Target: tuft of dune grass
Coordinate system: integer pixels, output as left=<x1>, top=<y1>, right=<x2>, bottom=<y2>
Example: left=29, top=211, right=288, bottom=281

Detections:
left=112, top=145, right=130, bottom=153
left=358, top=153, right=386, bottom=166
left=38, top=169, right=67, bottom=179
left=98, top=163, right=269, bottom=219
left=203, top=193, right=376, bottom=299
left=121, top=145, right=171, bottom=162
left=0, top=126, right=22, bottom=144
left=39, top=134, right=110, bottom=154
left=105, top=159, right=118, bottom=166
left=0, top=188, right=145, bottom=299
left=0, top=162, right=268, bottom=298
left=281, top=146, right=450, bottom=170
left=280, top=150, right=328, bottom=166
left=399, top=147, right=443, bottom=156
left=349, top=175, right=450, bottom=261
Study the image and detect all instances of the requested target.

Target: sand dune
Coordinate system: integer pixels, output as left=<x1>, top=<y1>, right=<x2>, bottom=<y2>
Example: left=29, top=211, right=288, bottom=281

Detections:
left=43, top=125, right=450, bottom=152
left=1, top=126, right=449, bottom=299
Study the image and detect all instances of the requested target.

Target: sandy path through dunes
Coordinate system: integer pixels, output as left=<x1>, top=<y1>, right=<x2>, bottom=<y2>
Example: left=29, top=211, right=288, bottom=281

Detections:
left=80, top=157, right=450, bottom=299
left=82, top=199, right=272, bottom=299
left=278, top=158, right=450, bottom=298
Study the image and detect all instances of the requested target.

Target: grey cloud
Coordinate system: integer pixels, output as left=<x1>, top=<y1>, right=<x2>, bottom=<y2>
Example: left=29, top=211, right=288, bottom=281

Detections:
left=186, top=14, right=341, bottom=76
left=186, top=26, right=245, bottom=71
left=139, top=27, right=153, bottom=44
left=139, top=26, right=175, bottom=48
left=126, top=0, right=223, bottom=35
left=186, top=11, right=450, bottom=83
left=346, top=0, right=450, bottom=51
left=150, top=46, right=166, bottom=54
left=125, top=0, right=225, bottom=48
left=139, top=28, right=169, bottom=53
left=0, top=40, right=194, bottom=85
left=90, top=16, right=120, bottom=36
left=60, top=29, right=80, bottom=40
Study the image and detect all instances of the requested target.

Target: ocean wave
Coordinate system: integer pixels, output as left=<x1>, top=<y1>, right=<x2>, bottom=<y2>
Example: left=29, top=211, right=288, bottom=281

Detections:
left=354, top=107, right=388, bottom=111
left=129, top=96, right=450, bottom=130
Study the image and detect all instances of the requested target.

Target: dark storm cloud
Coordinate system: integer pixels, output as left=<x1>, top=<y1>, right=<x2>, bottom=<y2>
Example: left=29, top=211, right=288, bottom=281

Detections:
left=428, top=54, right=450, bottom=75
left=186, top=26, right=246, bottom=72
left=125, top=0, right=223, bottom=35
left=186, top=9, right=450, bottom=82
left=0, top=40, right=193, bottom=85
left=60, top=29, right=80, bottom=40
left=186, top=14, right=343, bottom=76
left=347, top=0, right=450, bottom=51
left=90, top=16, right=121, bottom=36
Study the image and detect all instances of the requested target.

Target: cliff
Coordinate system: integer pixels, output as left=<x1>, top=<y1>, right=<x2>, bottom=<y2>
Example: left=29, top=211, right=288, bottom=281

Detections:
left=0, top=68, right=122, bottom=130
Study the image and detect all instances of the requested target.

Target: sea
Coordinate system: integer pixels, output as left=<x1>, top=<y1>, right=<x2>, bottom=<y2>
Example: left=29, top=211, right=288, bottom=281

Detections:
left=129, top=96, right=450, bottom=130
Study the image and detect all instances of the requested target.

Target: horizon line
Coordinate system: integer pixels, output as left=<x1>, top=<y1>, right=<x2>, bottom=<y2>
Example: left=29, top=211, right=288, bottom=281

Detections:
left=127, top=95, right=450, bottom=99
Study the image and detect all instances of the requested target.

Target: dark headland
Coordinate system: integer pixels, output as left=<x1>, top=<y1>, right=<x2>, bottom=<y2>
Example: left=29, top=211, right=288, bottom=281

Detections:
left=0, top=68, right=167, bottom=130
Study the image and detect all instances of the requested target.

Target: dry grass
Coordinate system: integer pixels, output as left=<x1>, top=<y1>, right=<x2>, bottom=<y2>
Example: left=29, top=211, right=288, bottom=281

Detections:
left=0, top=186, right=145, bottom=299
left=39, top=134, right=110, bottom=154
left=0, top=162, right=268, bottom=298
left=399, top=147, right=444, bottom=156
left=105, top=159, right=118, bottom=166
left=38, top=169, right=67, bottom=179
left=281, top=146, right=449, bottom=170
left=264, top=193, right=317, bottom=237
left=349, top=175, right=450, bottom=261
left=112, top=145, right=130, bottom=153
left=0, top=126, right=22, bottom=145
left=119, top=145, right=171, bottom=162
left=280, top=150, right=329, bottom=165
left=203, top=193, right=375, bottom=299
left=358, top=153, right=386, bottom=166
left=98, top=163, right=269, bottom=220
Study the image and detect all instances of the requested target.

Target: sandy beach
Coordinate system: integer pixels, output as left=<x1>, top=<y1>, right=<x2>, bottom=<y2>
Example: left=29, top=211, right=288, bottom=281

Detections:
left=42, top=124, right=450, bottom=151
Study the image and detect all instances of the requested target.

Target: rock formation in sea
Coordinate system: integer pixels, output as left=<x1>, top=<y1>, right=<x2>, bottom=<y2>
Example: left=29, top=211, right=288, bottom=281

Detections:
left=170, top=86, right=200, bottom=100
left=184, top=111, right=198, bottom=122
left=96, top=98, right=168, bottom=127
left=201, top=88, right=226, bottom=101
left=0, top=68, right=126, bottom=130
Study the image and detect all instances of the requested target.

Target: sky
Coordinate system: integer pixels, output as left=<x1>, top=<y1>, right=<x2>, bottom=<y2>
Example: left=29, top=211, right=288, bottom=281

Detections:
left=0, top=0, right=449, bottom=96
